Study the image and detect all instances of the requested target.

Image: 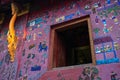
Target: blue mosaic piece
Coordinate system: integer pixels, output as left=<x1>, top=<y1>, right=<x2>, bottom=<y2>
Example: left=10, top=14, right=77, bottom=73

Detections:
left=118, top=0, right=120, bottom=5
left=102, top=19, right=107, bottom=26
left=96, top=58, right=119, bottom=65
left=65, top=14, right=75, bottom=21
left=27, top=18, right=46, bottom=27
left=31, top=65, right=41, bottom=71
left=26, top=35, right=32, bottom=41
left=76, top=10, right=80, bottom=16
left=103, top=27, right=109, bottom=33
left=107, top=0, right=111, bottom=4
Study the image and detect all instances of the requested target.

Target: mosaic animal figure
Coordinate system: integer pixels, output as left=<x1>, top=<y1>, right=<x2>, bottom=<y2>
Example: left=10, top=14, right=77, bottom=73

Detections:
left=38, top=41, right=48, bottom=52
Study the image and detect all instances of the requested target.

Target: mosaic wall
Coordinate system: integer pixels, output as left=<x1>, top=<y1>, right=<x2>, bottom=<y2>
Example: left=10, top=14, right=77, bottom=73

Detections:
left=40, top=64, right=120, bottom=80
left=0, top=0, right=120, bottom=80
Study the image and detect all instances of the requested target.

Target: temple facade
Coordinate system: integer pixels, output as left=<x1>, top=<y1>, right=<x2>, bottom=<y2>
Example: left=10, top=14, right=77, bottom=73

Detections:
left=0, top=0, right=120, bottom=80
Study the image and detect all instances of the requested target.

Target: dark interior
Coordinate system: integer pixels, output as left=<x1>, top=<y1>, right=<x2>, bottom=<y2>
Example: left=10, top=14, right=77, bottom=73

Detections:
left=54, top=21, right=92, bottom=67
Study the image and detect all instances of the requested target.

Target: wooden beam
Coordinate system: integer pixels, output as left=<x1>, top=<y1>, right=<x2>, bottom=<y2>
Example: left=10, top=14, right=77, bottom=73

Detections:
left=0, top=14, right=4, bottom=24
left=17, top=3, right=30, bottom=16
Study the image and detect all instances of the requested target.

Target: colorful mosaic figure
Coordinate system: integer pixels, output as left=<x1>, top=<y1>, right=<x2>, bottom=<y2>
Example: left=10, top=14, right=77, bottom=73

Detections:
left=94, top=36, right=119, bottom=65
left=38, top=41, right=48, bottom=52
left=111, top=72, right=117, bottom=80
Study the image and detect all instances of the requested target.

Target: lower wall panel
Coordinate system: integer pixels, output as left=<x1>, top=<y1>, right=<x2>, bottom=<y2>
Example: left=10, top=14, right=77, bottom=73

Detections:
left=40, top=63, right=120, bottom=80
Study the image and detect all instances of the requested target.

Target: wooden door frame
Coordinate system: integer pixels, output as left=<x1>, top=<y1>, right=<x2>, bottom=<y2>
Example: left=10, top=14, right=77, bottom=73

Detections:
left=48, top=15, right=96, bottom=70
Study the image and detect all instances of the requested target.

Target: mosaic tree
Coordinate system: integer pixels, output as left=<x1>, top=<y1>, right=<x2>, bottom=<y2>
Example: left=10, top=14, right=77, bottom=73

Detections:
left=79, top=67, right=101, bottom=80
left=93, top=28, right=100, bottom=38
